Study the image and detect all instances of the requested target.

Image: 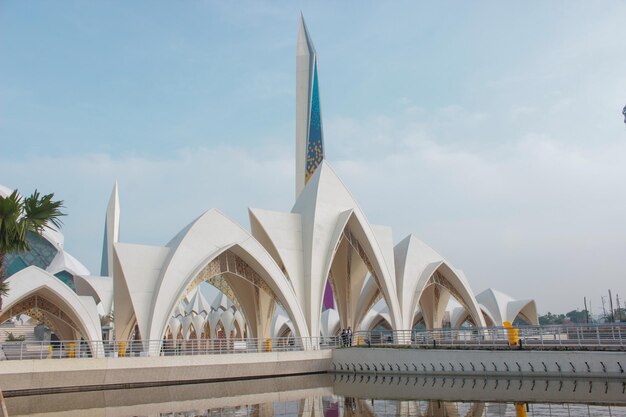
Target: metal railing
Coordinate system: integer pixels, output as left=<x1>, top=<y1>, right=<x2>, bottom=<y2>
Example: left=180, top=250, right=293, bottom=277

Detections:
left=351, top=323, right=626, bottom=349
left=0, top=336, right=341, bottom=360
left=1, top=324, right=623, bottom=361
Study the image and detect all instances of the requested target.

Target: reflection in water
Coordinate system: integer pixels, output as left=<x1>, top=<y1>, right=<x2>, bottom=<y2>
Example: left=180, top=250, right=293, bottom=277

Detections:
left=155, top=399, right=626, bottom=417
left=5, top=374, right=626, bottom=417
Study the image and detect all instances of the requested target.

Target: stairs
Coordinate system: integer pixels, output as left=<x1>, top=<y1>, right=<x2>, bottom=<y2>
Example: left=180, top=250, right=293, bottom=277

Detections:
left=0, top=322, right=46, bottom=360
left=0, top=322, right=38, bottom=343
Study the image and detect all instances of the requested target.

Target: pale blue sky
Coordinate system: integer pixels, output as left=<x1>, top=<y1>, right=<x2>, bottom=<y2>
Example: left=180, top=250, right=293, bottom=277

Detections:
left=2, top=2, right=626, bottom=314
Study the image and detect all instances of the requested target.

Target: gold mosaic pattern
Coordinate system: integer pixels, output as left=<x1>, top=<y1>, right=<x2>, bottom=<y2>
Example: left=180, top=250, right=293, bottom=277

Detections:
left=305, top=143, right=324, bottom=183
left=0, top=295, right=81, bottom=336
left=187, top=250, right=281, bottom=307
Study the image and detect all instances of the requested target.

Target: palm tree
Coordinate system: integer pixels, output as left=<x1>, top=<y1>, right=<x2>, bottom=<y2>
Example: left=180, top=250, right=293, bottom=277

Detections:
left=0, top=189, right=65, bottom=310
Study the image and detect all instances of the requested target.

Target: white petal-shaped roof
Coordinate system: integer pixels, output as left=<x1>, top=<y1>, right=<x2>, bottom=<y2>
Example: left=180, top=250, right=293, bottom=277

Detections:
left=173, top=301, right=185, bottom=318
left=476, top=288, right=538, bottom=326
left=220, top=309, right=235, bottom=334
left=211, top=291, right=231, bottom=311
left=191, top=314, right=206, bottom=338
left=394, top=234, right=486, bottom=329
left=168, top=316, right=182, bottom=336
left=47, top=249, right=90, bottom=276
left=186, top=288, right=211, bottom=316
left=146, top=209, right=309, bottom=340
left=285, top=161, right=402, bottom=336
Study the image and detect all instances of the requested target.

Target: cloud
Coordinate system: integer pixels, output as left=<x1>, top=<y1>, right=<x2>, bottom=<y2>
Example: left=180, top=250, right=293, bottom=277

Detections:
left=4, top=101, right=624, bottom=315
left=325, top=104, right=626, bottom=313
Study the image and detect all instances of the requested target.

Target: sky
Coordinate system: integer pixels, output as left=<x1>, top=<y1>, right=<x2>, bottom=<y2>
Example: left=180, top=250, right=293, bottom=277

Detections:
left=1, top=1, right=625, bottom=316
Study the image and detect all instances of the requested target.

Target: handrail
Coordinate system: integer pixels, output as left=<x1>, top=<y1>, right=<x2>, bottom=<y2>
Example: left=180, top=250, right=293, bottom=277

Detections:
left=351, top=323, right=626, bottom=349
left=0, top=323, right=624, bottom=360
left=0, top=336, right=340, bottom=360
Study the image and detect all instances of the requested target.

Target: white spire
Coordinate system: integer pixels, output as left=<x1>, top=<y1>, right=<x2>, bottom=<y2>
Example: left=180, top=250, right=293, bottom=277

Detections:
left=100, top=181, right=120, bottom=276
left=295, top=15, right=324, bottom=199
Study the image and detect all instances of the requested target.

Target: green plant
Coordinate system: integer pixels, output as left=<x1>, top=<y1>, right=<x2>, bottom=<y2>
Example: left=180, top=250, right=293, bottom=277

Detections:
left=0, top=189, right=65, bottom=310
left=5, top=332, right=26, bottom=342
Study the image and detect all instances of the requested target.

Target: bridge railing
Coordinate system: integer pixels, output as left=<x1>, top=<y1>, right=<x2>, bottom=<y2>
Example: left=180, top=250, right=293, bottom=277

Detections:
left=0, top=336, right=342, bottom=360
left=351, top=323, right=626, bottom=349
left=1, top=324, right=623, bottom=360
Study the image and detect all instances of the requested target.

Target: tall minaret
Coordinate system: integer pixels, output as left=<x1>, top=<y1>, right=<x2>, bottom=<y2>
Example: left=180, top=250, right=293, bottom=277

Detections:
left=100, top=181, right=120, bottom=276
left=295, top=15, right=324, bottom=198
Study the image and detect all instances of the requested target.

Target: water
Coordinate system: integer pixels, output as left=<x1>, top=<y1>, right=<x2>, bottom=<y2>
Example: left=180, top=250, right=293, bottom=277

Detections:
left=5, top=374, right=626, bottom=416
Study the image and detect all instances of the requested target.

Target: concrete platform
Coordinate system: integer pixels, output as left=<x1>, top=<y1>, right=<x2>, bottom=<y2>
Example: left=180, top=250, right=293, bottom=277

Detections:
left=0, top=350, right=332, bottom=396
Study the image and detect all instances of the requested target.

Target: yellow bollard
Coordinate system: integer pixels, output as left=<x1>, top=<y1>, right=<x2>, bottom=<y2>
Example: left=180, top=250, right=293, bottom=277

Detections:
left=503, top=321, right=519, bottom=346
left=118, top=341, right=127, bottom=357
left=515, top=403, right=527, bottom=417
left=68, top=342, right=76, bottom=358
left=47, top=345, right=53, bottom=359
left=265, top=338, right=272, bottom=352
left=357, top=336, right=363, bottom=346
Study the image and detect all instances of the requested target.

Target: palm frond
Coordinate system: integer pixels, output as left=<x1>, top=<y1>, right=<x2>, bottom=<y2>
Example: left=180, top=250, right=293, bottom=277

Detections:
left=23, top=190, right=65, bottom=233
left=0, top=191, right=28, bottom=253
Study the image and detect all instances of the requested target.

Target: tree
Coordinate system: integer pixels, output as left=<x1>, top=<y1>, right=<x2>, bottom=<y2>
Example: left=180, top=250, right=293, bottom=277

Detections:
left=0, top=189, right=65, bottom=310
left=538, top=312, right=565, bottom=325
left=565, top=309, right=589, bottom=324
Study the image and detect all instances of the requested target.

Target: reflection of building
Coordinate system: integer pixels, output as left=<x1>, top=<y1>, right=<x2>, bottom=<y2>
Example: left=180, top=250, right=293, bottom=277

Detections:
left=0, top=16, right=537, bottom=350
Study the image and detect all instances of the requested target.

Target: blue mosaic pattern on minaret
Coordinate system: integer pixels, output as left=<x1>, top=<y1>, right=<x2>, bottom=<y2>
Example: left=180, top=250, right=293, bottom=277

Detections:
left=305, top=62, right=324, bottom=182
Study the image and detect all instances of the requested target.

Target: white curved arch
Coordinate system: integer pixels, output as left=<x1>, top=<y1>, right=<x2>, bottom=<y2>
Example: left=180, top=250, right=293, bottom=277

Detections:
left=289, top=161, right=402, bottom=337
left=167, top=316, right=182, bottom=338
left=271, top=309, right=294, bottom=338
left=146, top=209, right=309, bottom=342
left=476, top=288, right=538, bottom=326
left=191, top=314, right=205, bottom=339
left=507, top=299, right=538, bottom=325
left=208, top=310, right=222, bottom=338
left=395, top=235, right=485, bottom=330
left=359, top=303, right=392, bottom=332
left=232, top=310, right=245, bottom=337
left=220, top=309, right=235, bottom=336
left=1, top=266, right=103, bottom=356
left=182, top=315, right=194, bottom=338
left=320, top=308, right=340, bottom=337
left=353, top=275, right=381, bottom=331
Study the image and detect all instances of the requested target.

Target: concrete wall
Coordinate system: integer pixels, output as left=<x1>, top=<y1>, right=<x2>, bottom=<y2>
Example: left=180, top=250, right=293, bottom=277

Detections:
left=5, top=374, right=333, bottom=417
left=332, top=348, right=626, bottom=378
left=2, top=347, right=624, bottom=397
left=0, top=350, right=332, bottom=395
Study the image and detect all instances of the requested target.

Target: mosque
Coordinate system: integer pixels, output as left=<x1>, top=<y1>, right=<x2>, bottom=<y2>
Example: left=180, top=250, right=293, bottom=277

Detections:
left=0, top=17, right=537, bottom=354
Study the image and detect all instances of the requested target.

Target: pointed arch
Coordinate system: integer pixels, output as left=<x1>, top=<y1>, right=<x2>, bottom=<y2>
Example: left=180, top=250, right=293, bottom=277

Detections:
left=146, top=209, right=309, bottom=344
left=203, top=320, right=211, bottom=339
left=409, top=261, right=485, bottom=329
left=0, top=266, right=103, bottom=356
left=319, top=210, right=402, bottom=338
left=395, top=236, right=485, bottom=330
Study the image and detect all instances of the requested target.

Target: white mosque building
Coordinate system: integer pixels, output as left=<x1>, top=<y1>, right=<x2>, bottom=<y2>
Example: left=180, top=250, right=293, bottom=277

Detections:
left=0, top=17, right=537, bottom=353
